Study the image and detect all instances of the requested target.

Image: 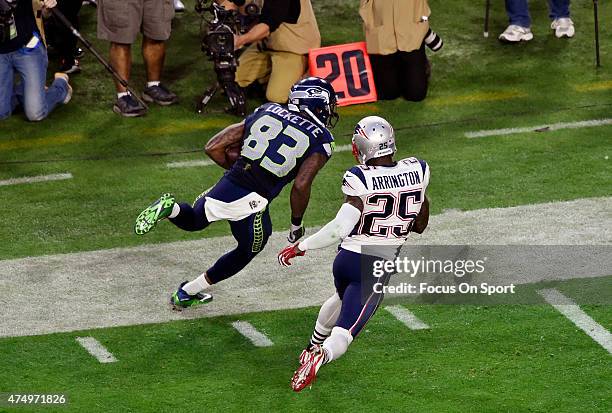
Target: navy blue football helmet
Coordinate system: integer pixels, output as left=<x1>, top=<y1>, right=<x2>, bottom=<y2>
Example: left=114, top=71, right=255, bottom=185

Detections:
left=287, top=77, right=339, bottom=129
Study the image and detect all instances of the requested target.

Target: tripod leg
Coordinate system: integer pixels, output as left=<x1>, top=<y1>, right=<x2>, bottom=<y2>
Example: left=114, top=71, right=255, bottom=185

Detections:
left=484, top=0, right=491, bottom=38
left=221, top=82, right=247, bottom=117
left=196, top=84, right=219, bottom=114
left=594, top=0, right=601, bottom=67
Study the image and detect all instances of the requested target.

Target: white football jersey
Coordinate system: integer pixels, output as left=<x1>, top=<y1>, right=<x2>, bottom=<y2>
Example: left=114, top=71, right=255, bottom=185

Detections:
left=340, top=157, right=430, bottom=254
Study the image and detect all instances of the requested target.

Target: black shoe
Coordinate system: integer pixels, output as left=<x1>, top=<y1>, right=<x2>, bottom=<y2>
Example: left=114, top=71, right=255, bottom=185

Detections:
left=113, top=94, right=147, bottom=117
left=142, top=84, right=178, bottom=106
left=74, top=48, right=85, bottom=59
left=59, top=58, right=81, bottom=75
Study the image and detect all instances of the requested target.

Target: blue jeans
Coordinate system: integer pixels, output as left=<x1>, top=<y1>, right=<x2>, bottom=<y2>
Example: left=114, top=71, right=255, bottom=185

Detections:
left=0, top=41, right=69, bottom=121
left=505, top=0, right=571, bottom=27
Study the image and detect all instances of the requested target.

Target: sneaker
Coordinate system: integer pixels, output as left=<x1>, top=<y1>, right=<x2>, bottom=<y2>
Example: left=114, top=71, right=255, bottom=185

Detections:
left=174, top=0, right=185, bottom=12
left=142, top=83, right=178, bottom=106
left=291, top=345, right=326, bottom=392
left=59, top=58, right=81, bottom=75
left=170, top=281, right=213, bottom=310
left=134, top=193, right=176, bottom=235
left=113, top=93, right=147, bottom=117
left=54, top=73, right=72, bottom=104
left=75, top=47, right=85, bottom=59
left=498, top=25, right=533, bottom=43
left=551, top=17, right=575, bottom=38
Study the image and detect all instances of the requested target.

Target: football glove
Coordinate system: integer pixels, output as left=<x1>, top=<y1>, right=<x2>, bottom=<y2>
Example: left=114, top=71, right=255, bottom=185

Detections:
left=278, top=244, right=305, bottom=267
left=287, top=224, right=305, bottom=243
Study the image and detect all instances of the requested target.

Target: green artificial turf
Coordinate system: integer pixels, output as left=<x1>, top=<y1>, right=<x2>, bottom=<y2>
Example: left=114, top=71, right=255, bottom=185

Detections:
left=0, top=1, right=610, bottom=411
left=0, top=0, right=610, bottom=259
left=0, top=278, right=610, bottom=413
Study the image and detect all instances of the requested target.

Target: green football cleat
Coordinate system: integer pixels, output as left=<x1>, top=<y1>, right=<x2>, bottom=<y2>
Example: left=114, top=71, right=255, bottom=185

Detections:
left=170, top=281, right=213, bottom=310
left=134, top=193, right=176, bottom=235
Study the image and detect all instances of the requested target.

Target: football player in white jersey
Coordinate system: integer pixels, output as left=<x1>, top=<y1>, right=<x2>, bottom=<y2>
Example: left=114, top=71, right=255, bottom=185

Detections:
left=278, top=115, right=430, bottom=391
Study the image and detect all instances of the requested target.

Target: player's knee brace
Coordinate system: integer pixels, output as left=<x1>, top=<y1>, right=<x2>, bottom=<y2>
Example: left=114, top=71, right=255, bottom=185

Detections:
left=322, top=326, right=353, bottom=362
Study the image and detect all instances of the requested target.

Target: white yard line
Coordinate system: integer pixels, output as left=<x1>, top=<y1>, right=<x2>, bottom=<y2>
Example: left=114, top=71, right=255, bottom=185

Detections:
left=75, top=337, right=117, bottom=363
left=0, top=197, right=610, bottom=338
left=165, top=145, right=353, bottom=169
left=0, top=173, right=73, bottom=187
left=231, top=321, right=274, bottom=347
left=335, top=144, right=352, bottom=152
left=537, top=289, right=612, bottom=354
left=166, top=159, right=215, bottom=169
left=384, top=306, right=430, bottom=330
left=465, top=118, right=612, bottom=138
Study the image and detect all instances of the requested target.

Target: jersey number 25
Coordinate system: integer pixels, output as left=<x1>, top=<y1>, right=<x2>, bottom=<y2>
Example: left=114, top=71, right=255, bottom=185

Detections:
left=360, top=190, right=423, bottom=237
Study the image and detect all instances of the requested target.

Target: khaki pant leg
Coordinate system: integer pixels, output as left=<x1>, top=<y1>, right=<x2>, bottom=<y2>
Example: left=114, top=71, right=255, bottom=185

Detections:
left=266, top=52, right=307, bottom=103
left=236, top=44, right=272, bottom=88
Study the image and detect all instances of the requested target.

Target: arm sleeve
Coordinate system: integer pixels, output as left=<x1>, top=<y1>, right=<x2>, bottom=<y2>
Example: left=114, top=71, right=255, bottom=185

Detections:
left=298, top=203, right=361, bottom=251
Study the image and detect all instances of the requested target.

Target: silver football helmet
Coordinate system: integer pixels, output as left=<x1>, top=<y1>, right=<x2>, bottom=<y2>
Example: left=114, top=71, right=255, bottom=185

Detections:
left=352, top=116, right=396, bottom=164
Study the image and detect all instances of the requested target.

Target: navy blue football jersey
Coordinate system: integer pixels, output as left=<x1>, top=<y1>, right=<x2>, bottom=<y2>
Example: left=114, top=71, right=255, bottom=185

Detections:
left=226, top=103, right=335, bottom=200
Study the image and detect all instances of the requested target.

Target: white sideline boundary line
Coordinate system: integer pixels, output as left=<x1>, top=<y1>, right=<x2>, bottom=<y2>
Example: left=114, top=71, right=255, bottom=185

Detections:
left=231, top=321, right=274, bottom=347
left=167, top=159, right=215, bottom=169
left=537, top=289, right=612, bottom=354
left=75, top=337, right=117, bottom=363
left=0, top=173, right=73, bottom=187
left=465, top=118, right=612, bottom=138
left=384, top=306, right=430, bottom=330
left=165, top=144, right=353, bottom=169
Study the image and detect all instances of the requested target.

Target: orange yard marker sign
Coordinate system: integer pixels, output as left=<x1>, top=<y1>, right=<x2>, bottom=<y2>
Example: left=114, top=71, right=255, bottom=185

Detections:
left=309, top=42, right=377, bottom=106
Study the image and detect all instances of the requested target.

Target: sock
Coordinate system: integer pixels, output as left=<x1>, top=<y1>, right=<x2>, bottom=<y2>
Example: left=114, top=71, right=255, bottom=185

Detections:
left=309, top=293, right=341, bottom=347
left=169, top=203, right=181, bottom=219
left=321, top=327, right=353, bottom=364
left=182, top=273, right=211, bottom=295
left=117, top=91, right=129, bottom=99
left=147, top=81, right=160, bottom=88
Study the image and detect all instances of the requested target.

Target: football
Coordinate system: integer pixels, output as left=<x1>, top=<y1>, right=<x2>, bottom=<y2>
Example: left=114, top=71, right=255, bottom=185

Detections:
left=225, top=142, right=242, bottom=166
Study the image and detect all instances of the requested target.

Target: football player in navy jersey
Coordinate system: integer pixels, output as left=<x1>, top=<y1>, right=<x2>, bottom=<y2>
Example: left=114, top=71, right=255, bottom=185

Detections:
left=134, top=77, right=338, bottom=308
left=278, top=116, right=430, bottom=391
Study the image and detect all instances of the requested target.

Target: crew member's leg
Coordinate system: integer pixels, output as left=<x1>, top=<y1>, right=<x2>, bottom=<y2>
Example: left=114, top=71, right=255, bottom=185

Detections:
left=56, top=0, right=83, bottom=73
left=505, top=0, right=531, bottom=28
left=548, top=0, right=574, bottom=38
left=236, top=44, right=271, bottom=90
left=266, top=51, right=307, bottom=103
left=397, top=45, right=428, bottom=102
left=499, top=0, right=533, bottom=43
left=141, top=0, right=177, bottom=105
left=12, top=43, right=69, bottom=121
left=369, top=52, right=401, bottom=100
left=97, top=0, right=147, bottom=116
left=0, top=52, right=15, bottom=120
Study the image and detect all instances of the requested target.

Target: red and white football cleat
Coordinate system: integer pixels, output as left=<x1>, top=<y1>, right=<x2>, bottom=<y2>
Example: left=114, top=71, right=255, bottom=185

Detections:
left=298, top=348, right=309, bottom=364
left=291, top=345, right=326, bottom=392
